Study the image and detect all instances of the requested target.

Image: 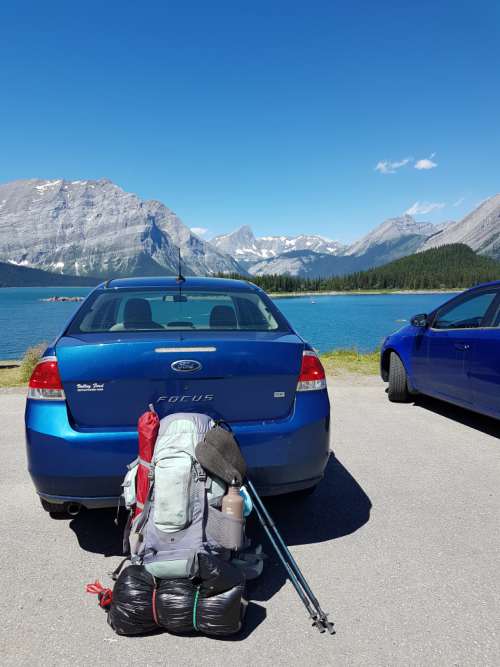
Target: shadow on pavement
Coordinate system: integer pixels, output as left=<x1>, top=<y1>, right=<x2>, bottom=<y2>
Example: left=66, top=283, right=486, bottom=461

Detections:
left=69, top=506, right=126, bottom=556
left=246, top=455, right=371, bottom=605
left=413, top=395, right=500, bottom=438
left=70, top=454, right=371, bottom=556
left=69, top=454, right=371, bottom=633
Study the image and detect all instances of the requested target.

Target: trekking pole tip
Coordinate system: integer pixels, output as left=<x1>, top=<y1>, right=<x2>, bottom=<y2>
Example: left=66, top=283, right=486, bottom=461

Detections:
left=312, top=613, right=335, bottom=635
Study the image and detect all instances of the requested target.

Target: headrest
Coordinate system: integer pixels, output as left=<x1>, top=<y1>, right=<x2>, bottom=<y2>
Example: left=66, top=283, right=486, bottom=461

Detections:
left=209, top=305, right=237, bottom=328
left=124, top=298, right=153, bottom=326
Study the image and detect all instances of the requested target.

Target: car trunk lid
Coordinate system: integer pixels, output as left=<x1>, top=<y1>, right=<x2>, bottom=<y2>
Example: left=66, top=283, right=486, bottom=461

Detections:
left=56, top=332, right=304, bottom=427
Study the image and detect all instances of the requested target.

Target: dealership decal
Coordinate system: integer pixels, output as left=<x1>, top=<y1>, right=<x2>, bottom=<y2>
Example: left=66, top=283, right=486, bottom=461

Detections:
left=76, top=383, right=105, bottom=392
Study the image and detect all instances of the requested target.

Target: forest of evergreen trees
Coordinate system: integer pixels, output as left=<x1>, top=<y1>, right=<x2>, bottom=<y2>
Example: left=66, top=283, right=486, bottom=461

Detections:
left=219, top=244, right=500, bottom=293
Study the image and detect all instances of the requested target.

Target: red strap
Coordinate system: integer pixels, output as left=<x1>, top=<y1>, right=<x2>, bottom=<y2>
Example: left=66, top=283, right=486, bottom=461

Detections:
left=86, top=580, right=113, bottom=608
left=152, top=587, right=159, bottom=625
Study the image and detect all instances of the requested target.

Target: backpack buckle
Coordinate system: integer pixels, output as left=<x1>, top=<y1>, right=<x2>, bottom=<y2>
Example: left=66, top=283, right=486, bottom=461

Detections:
left=194, top=463, right=206, bottom=482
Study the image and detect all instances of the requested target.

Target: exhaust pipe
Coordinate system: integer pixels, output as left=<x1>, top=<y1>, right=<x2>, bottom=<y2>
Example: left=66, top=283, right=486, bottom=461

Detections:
left=66, top=502, right=82, bottom=516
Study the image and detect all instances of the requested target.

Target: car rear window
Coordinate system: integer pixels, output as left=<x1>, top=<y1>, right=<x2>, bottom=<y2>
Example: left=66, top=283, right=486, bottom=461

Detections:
left=67, top=288, right=285, bottom=333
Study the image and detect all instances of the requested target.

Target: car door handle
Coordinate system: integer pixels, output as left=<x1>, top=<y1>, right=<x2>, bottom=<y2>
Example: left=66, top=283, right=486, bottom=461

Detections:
left=454, top=343, right=470, bottom=351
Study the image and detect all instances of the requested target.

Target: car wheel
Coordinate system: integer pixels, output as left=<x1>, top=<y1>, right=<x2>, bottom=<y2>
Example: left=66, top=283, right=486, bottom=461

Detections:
left=40, top=498, right=72, bottom=518
left=388, top=352, right=410, bottom=402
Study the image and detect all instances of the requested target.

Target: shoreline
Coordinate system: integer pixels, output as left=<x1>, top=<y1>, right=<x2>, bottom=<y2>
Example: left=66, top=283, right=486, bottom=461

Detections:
left=270, top=288, right=461, bottom=298
left=2, top=285, right=464, bottom=296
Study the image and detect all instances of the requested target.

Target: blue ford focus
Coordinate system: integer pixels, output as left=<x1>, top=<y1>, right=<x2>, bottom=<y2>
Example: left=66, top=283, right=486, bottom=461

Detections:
left=381, top=281, right=500, bottom=418
left=25, top=277, right=330, bottom=515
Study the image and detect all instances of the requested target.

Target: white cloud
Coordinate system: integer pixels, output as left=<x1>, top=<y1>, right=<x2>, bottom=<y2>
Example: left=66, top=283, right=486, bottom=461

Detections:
left=191, top=227, right=208, bottom=236
left=405, top=201, right=446, bottom=216
left=452, top=197, right=465, bottom=207
left=374, top=157, right=412, bottom=174
left=415, top=152, right=437, bottom=170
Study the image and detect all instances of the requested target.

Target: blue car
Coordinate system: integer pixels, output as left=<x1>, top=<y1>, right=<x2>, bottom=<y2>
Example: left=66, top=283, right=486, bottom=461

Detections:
left=381, top=281, right=500, bottom=418
left=25, top=277, right=330, bottom=515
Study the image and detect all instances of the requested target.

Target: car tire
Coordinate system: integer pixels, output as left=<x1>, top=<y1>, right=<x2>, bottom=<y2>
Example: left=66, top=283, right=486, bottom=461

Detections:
left=388, top=352, right=410, bottom=402
left=40, top=498, right=72, bottom=518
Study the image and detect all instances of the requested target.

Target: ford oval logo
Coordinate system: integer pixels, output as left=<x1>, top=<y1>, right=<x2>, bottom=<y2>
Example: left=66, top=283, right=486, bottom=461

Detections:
left=171, top=359, right=202, bottom=373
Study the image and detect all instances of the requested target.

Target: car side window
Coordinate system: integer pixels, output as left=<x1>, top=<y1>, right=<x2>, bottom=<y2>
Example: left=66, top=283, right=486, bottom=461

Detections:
left=433, top=291, right=498, bottom=330
left=485, top=290, right=500, bottom=327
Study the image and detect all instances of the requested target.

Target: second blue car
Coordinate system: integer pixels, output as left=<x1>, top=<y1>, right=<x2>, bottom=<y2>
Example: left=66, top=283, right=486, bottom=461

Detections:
left=381, top=280, right=500, bottom=419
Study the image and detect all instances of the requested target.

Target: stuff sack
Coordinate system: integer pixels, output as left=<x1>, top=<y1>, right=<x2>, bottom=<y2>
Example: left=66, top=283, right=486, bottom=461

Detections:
left=155, top=563, right=247, bottom=637
left=155, top=555, right=246, bottom=636
left=196, top=582, right=247, bottom=636
left=154, top=578, right=247, bottom=636
left=156, top=579, right=195, bottom=634
left=107, top=565, right=157, bottom=636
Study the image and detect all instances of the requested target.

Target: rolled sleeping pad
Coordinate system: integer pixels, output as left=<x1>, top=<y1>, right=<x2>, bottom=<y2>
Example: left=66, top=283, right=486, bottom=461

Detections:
left=135, top=410, right=160, bottom=518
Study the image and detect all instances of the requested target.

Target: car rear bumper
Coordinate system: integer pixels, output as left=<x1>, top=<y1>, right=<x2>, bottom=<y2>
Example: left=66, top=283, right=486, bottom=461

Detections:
left=26, top=390, right=330, bottom=507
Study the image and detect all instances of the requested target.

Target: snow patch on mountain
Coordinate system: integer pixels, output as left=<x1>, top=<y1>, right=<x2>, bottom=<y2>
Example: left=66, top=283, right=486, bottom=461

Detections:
left=211, top=225, right=346, bottom=262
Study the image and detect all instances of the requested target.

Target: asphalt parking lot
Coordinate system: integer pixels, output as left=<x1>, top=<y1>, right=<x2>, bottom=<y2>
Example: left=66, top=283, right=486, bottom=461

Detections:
left=2, top=377, right=499, bottom=666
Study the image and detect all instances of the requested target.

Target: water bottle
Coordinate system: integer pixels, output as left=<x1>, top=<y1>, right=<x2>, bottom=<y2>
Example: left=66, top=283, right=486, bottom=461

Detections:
left=221, top=478, right=244, bottom=521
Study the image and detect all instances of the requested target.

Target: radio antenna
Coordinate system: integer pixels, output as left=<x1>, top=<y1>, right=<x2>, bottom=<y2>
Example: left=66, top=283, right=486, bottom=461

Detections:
left=176, top=247, right=185, bottom=283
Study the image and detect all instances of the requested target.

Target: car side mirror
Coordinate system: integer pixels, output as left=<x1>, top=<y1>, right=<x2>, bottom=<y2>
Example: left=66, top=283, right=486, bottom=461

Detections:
left=410, top=313, right=429, bottom=328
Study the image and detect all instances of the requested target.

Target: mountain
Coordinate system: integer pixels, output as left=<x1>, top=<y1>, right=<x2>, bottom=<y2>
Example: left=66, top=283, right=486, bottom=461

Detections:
left=247, top=250, right=364, bottom=278
left=237, top=244, right=500, bottom=293
left=419, top=195, right=500, bottom=257
left=211, top=225, right=345, bottom=264
left=247, top=216, right=449, bottom=278
left=215, top=216, right=450, bottom=277
left=0, top=179, right=241, bottom=277
left=2, top=178, right=498, bottom=283
left=0, top=260, right=98, bottom=287
left=344, top=214, right=448, bottom=257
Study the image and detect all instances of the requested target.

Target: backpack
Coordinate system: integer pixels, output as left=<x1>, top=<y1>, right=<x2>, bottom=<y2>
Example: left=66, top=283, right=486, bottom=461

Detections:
left=120, top=411, right=245, bottom=580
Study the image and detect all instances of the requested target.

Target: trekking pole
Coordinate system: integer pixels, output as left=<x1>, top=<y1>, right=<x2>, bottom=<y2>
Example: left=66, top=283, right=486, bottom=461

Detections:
left=250, top=488, right=320, bottom=622
left=246, top=479, right=334, bottom=635
left=247, top=479, right=331, bottom=616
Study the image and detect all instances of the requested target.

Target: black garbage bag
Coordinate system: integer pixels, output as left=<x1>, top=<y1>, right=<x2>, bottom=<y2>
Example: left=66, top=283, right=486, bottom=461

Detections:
left=198, top=553, right=244, bottom=597
left=107, top=559, right=246, bottom=637
left=197, top=582, right=247, bottom=636
left=156, top=579, right=195, bottom=634
left=107, top=565, right=158, bottom=636
left=156, top=561, right=246, bottom=636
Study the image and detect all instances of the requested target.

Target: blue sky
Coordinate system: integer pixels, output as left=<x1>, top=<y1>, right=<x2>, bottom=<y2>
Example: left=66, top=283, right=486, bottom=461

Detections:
left=0, top=1, right=499, bottom=243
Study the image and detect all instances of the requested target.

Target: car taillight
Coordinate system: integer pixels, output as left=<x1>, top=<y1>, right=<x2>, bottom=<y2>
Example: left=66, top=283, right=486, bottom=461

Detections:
left=28, top=356, right=66, bottom=400
left=296, top=350, right=327, bottom=392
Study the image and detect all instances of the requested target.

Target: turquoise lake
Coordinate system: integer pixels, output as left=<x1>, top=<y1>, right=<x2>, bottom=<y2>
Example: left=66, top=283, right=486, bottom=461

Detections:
left=0, top=287, right=454, bottom=359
